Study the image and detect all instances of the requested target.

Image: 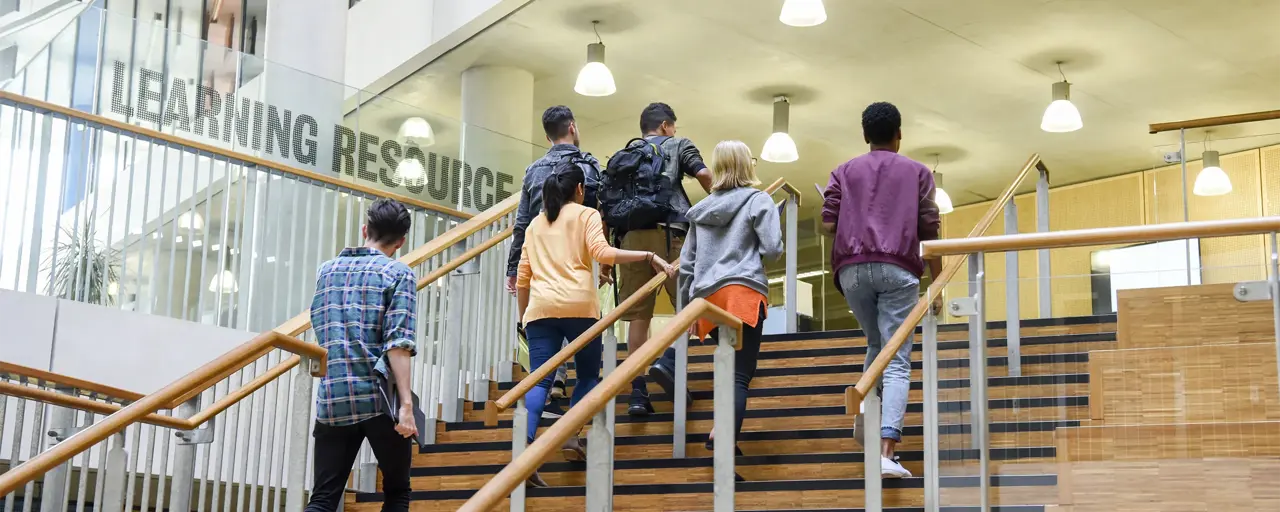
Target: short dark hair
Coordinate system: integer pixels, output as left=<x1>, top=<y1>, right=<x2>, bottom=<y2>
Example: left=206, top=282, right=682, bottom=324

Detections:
left=542, top=105, right=575, bottom=140
left=640, top=102, right=677, bottom=133
left=366, top=198, right=411, bottom=244
left=861, top=102, right=901, bottom=146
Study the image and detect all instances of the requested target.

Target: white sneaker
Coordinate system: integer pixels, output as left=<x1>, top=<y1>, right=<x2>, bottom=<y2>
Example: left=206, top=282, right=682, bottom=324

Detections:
left=541, top=410, right=562, bottom=419
left=881, top=456, right=911, bottom=478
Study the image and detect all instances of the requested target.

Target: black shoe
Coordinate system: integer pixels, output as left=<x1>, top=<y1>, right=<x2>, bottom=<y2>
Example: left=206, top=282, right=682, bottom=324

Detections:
left=526, top=472, right=549, bottom=488
left=704, top=438, right=745, bottom=457
left=648, top=361, right=693, bottom=406
left=550, top=380, right=566, bottom=400
left=541, top=401, right=566, bottom=419
left=628, top=389, right=655, bottom=416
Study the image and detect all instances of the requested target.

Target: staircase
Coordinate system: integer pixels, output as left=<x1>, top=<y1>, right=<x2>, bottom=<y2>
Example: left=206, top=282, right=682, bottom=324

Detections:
left=346, top=315, right=1115, bottom=511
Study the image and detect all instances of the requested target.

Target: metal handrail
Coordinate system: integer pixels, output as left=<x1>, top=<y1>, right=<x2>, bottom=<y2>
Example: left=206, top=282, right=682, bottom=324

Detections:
left=483, top=177, right=799, bottom=422
left=0, top=90, right=472, bottom=220
left=0, top=194, right=519, bottom=495
left=846, top=154, right=1042, bottom=414
left=459, top=298, right=743, bottom=512
left=921, top=217, right=1280, bottom=257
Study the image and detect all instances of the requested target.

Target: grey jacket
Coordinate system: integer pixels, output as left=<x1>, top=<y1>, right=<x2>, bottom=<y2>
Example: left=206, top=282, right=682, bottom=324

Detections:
left=677, top=187, right=784, bottom=305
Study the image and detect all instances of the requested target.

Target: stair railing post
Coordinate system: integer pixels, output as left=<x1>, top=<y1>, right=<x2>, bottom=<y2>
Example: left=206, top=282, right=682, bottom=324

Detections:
left=1035, top=165, right=1051, bottom=317
left=441, top=239, right=473, bottom=423
left=673, top=295, right=688, bottom=459
left=712, top=326, right=737, bottom=512
left=1269, top=233, right=1280, bottom=401
left=38, top=391, right=75, bottom=512
left=99, top=432, right=128, bottom=512
left=923, top=301, right=941, bottom=512
left=509, top=398, right=528, bottom=512
left=167, top=398, right=201, bottom=512
left=586, top=329, right=618, bottom=512
left=1004, top=198, right=1021, bottom=377
left=285, top=357, right=317, bottom=512
left=785, top=191, right=799, bottom=333
left=967, top=252, right=991, bottom=512
left=862, top=385, right=881, bottom=512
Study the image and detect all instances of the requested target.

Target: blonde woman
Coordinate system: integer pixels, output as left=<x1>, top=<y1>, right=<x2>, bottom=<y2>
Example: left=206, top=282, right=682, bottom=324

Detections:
left=677, top=140, right=783, bottom=474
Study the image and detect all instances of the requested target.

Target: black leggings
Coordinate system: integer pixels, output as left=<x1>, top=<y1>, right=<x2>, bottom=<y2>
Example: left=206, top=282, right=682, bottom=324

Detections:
left=730, top=303, right=766, bottom=439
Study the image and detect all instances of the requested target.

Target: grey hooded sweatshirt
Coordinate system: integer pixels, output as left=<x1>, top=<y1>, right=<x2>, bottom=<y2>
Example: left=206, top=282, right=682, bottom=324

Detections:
left=677, top=187, right=784, bottom=305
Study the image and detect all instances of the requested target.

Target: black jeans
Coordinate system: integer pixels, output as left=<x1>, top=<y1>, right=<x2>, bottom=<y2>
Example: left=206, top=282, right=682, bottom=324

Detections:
left=731, top=304, right=766, bottom=438
left=305, top=416, right=411, bottom=512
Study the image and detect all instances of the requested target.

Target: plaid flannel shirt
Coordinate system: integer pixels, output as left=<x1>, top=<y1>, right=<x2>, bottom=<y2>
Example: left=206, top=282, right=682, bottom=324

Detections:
left=310, top=247, right=418, bottom=426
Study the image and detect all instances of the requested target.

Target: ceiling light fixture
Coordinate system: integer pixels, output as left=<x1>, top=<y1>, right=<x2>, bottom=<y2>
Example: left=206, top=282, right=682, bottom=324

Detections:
left=574, top=21, right=616, bottom=97
left=931, top=154, right=954, bottom=215
left=780, top=0, right=827, bottom=27
left=177, top=212, right=203, bottom=231
left=208, top=269, right=239, bottom=294
left=761, top=96, right=799, bottom=163
left=1040, top=62, right=1083, bottom=133
left=1194, top=133, right=1231, bottom=196
left=398, top=117, right=436, bottom=147
left=395, top=157, right=426, bottom=184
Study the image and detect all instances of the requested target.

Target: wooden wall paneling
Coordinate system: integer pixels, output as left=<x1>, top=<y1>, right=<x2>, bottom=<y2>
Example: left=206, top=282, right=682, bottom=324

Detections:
left=1196, top=150, right=1264, bottom=284
left=1048, top=174, right=1146, bottom=317
left=1088, top=343, right=1279, bottom=425
left=1261, top=145, right=1280, bottom=215
left=1115, top=283, right=1275, bottom=348
left=1055, top=421, right=1280, bottom=512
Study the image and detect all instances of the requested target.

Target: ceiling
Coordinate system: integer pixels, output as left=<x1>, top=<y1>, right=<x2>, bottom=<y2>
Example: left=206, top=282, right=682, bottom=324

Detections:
left=369, top=0, right=1280, bottom=216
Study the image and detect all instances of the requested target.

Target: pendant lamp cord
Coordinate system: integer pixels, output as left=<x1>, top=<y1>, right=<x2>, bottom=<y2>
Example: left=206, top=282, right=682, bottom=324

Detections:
left=1056, top=61, right=1067, bottom=82
left=593, top=20, right=602, bottom=43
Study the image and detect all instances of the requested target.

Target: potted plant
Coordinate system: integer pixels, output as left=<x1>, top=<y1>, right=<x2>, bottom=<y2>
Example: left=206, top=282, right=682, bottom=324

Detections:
left=44, top=221, right=120, bottom=305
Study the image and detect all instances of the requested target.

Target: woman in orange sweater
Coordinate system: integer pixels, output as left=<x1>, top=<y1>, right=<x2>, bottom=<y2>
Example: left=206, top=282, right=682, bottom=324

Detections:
left=517, top=160, right=674, bottom=482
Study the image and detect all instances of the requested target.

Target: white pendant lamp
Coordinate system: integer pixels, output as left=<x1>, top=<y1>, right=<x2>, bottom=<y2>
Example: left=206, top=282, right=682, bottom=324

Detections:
left=930, top=155, right=954, bottom=214
left=208, top=269, right=239, bottom=294
left=780, top=0, right=827, bottom=27
left=396, top=157, right=426, bottom=183
left=574, top=21, right=616, bottom=97
left=398, top=117, right=435, bottom=147
left=1040, top=62, right=1083, bottom=133
left=177, top=212, right=203, bottom=231
left=1194, top=150, right=1232, bottom=196
left=761, top=96, right=799, bottom=163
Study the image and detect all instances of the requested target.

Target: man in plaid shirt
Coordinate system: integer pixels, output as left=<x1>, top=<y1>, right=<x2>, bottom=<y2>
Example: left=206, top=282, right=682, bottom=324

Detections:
left=306, top=198, right=418, bottom=512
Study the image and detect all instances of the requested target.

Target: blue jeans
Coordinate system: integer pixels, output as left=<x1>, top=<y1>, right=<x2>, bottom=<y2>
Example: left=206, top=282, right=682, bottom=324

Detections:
left=839, top=262, right=918, bottom=442
left=523, top=317, right=603, bottom=442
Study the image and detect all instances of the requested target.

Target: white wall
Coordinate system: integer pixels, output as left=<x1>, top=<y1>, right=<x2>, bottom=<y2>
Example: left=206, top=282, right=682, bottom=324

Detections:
left=343, top=0, right=522, bottom=98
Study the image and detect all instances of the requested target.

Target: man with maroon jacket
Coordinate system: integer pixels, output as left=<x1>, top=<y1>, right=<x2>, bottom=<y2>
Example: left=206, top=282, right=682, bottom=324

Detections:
left=821, top=102, right=942, bottom=478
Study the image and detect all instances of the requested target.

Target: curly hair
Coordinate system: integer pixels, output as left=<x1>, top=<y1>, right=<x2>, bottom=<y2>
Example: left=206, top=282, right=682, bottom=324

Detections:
left=862, top=102, right=901, bottom=146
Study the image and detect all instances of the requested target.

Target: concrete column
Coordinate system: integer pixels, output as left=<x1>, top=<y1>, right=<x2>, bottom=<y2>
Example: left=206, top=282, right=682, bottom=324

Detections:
left=459, top=66, right=534, bottom=213
left=259, top=0, right=348, bottom=173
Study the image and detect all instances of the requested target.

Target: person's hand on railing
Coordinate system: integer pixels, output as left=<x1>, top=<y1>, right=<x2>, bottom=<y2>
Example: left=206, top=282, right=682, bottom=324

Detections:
left=648, top=252, right=676, bottom=278
left=395, top=403, right=419, bottom=439
left=598, top=264, right=615, bottom=288
left=931, top=294, right=944, bottom=317
left=505, top=275, right=518, bottom=296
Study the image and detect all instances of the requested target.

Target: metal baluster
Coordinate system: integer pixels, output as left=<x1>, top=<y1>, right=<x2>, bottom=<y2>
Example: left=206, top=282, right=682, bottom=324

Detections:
left=967, top=253, right=990, bottom=512
left=101, top=432, right=128, bottom=512
left=47, top=116, right=72, bottom=301
left=0, top=105, right=23, bottom=286
left=21, top=402, right=45, bottom=512
left=585, top=327, right=618, bottom=512
left=39, top=395, right=75, bottom=512
left=193, top=153, right=218, bottom=323
left=169, top=398, right=200, bottom=512
left=162, top=145, right=186, bottom=319
left=1035, top=164, right=1051, bottom=317
left=101, top=130, right=123, bottom=308
left=144, top=142, right=171, bottom=316
left=2, top=398, right=25, bottom=512
left=712, top=326, right=738, bottom=512
left=137, top=425, right=158, bottom=512
left=92, top=422, right=110, bottom=512
left=122, top=415, right=142, bottom=512
left=153, top=415, right=173, bottom=512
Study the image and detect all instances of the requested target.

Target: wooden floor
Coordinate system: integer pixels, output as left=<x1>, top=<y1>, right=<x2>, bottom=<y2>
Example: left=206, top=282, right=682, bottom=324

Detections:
left=347, top=316, right=1117, bottom=512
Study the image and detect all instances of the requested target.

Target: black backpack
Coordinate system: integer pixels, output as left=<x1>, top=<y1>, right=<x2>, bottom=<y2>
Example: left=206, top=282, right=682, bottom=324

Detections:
left=599, top=136, right=675, bottom=232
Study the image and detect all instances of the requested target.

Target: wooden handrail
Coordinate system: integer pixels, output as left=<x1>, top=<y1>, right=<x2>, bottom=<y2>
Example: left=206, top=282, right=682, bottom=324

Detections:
left=0, top=197, right=519, bottom=494
left=0, top=331, right=325, bottom=495
left=0, top=90, right=471, bottom=220
left=921, top=217, right=1280, bottom=257
left=459, top=299, right=742, bottom=512
left=0, top=381, right=189, bottom=430
left=483, top=178, right=797, bottom=424
left=846, top=154, right=1041, bottom=416
left=1149, top=109, right=1280, bottom=134
left=0, top=362, right=145, bottom=404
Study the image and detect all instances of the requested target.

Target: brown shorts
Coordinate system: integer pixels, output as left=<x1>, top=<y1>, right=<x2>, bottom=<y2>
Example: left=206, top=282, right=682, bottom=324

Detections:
left=617, top=228, right=683, bottom=321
